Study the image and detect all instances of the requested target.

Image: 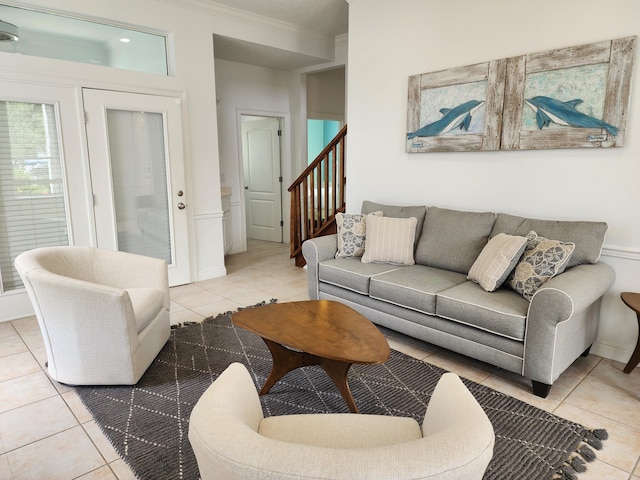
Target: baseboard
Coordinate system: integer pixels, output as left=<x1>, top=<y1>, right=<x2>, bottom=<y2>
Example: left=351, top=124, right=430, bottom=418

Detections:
left=591, top=340, right=632, bottom=365
left=196, top=266, right=227, bottom=282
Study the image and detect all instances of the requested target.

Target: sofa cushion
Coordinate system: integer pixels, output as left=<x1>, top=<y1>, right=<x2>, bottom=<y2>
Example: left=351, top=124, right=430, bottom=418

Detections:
left=436, top=282, right=529, bottom=341
left=370, top=266, right=468, bottom=315
left=362, top=216, right=417, bottom=266
left=415, top=207, right=497, bottom=274
left=467, top=233, right=527, bottom=292
left=508, top=231, right=575, bottom=300
left=361, top=201, right=427, bottom=249
left=490, top=212, right=606, bottom=268
left=335, top=211, right=382, bottom=258
left=318, top=258, right=402, bottom=295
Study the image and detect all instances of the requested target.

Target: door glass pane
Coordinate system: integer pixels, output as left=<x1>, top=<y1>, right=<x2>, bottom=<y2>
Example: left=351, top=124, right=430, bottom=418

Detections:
left=0, top=101, right=69, bottom=293
left=106, top=109, right=171, bottom=263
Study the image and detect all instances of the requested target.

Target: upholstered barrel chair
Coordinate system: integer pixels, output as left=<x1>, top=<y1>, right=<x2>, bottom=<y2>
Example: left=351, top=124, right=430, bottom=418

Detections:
left=189, top=362, right=495, bottom=480
left=15, top=246, right=170, bottom=385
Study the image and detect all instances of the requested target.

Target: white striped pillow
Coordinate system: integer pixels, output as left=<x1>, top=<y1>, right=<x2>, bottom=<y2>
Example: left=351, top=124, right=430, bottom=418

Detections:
left=361, top=216, right=417, bottom=265
left=467, top=233, right=527, bottom=292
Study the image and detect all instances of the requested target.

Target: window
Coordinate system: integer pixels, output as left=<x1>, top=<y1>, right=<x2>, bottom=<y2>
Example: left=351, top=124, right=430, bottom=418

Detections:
left=0, top=4, right=168, bottom=75
left=0, top=100, right=69, bottom=293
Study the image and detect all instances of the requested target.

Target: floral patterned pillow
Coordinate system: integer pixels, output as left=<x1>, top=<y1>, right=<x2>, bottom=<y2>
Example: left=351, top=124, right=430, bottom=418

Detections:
left=335, top=212, right=382, bottom=258
left=508, top=231, right=575, bottom=300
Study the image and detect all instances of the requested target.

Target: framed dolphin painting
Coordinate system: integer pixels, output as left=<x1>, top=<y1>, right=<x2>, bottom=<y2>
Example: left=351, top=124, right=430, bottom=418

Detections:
left=406, top=60, right=506, bottom=153
left=407, top=36, right=636, bottom=153
left=502, top=36, right=636, bottom=150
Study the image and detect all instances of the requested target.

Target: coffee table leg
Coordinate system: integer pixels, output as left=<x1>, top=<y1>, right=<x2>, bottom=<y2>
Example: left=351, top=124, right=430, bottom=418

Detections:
left=260, top=338, right=320, bottom=395
left=260, top=339, right=360, bottom=413
left=321, top=359, right=359, bottom=413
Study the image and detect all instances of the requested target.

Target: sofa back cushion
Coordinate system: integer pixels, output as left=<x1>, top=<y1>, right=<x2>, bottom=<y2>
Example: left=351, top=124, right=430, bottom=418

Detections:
left=361, top=201, right=427, bottom=249
left=415, top=207, right=497, bottom=274
left=490, top=213, right=607, bottom=268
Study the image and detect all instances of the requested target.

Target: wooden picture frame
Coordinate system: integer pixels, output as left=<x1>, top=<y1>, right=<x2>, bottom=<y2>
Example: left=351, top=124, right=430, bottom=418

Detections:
left=406, top=60, right=506, bottom=153
left=406, top=36, right=636, bottom=153
left=503, top=36, right=636, bottom=150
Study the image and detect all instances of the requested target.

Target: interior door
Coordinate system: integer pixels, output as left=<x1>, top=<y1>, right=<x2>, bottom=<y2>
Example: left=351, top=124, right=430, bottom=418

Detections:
left=242, top=116, right=283, bottom=243
left=83, top=89, right=190, bottom=286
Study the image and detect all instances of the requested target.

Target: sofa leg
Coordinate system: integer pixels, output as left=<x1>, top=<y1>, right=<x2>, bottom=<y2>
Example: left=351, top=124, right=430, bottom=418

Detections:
left=532, top=381, right=551, bottom=398
left=581, top=345, right=592, bottom=357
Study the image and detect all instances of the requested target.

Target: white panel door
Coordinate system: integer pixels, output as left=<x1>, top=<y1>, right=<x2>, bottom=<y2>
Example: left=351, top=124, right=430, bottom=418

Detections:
left=83, top=89, right=190, bottom=286
left=242, top=117, right=283, bottom=243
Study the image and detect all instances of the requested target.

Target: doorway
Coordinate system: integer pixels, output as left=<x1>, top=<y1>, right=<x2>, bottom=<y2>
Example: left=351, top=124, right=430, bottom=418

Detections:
left=83, top=89, right=191, bottom=286
left=240, top=115, right=283, bottom=243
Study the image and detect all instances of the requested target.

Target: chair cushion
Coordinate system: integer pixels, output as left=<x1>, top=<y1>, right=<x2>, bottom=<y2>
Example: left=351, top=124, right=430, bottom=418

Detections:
left=370, top=266, right=468, bottom=315
left=436, top=282, right=529, bottom=341
left=258, top=413, right=422, bottom=448
left=318, top=258, right=402, bottom=295
left=127, top=287, right=165, bottom=332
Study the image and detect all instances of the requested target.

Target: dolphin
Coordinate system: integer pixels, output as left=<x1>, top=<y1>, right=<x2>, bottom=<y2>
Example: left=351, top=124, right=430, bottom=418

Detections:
left=407, top=100, right=484, bottom=139
left=524, top=95, right=618, bottom=136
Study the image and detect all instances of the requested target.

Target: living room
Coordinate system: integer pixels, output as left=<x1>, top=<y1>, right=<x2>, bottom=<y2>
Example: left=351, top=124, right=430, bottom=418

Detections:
left=0, top=0, right=639, bottom=478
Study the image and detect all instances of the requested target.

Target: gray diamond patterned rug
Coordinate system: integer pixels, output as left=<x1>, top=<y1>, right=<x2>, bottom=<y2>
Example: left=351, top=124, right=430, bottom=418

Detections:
left=75, top=301, right=607, bottom=480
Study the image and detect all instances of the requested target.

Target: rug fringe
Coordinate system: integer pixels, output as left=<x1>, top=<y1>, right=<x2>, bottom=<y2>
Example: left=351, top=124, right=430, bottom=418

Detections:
left=172, top=299, right=278, bottom=329
left=552, top=429, right=607, bottom=479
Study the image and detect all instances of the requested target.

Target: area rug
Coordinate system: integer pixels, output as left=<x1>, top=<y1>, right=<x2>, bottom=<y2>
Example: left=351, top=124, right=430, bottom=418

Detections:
left=75, top=300, right=607, bottom=480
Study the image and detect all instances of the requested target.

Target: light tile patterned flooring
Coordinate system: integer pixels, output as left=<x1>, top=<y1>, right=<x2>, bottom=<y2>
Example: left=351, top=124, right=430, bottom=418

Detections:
left=0, top=239, right=639, bottom=479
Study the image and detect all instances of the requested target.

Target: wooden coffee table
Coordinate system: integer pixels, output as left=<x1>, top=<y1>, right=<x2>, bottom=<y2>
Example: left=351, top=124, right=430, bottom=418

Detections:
left=232, top=300, right=390, bottom=413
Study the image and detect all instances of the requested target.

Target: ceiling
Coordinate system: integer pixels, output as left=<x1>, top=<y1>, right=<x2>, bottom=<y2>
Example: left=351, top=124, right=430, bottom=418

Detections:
left=209, top=0, right=348, bottom=70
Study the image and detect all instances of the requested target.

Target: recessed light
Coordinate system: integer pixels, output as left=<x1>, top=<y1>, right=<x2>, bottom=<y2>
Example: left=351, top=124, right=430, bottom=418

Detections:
left=120, top=37, right=130, bottom=43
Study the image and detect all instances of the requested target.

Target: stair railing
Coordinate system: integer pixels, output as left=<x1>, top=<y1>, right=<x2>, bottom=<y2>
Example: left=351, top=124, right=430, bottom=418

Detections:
left=289, top=124, right=347, bottom=266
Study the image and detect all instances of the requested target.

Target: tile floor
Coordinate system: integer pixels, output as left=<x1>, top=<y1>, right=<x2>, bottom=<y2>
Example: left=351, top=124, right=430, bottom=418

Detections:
left=0, top=239, right=639, bottom=479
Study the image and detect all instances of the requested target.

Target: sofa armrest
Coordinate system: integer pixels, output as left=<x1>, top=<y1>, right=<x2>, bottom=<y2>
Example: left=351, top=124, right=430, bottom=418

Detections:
left=523, top=262, right=615, bottom=384
left=301, top=234, right=338, bottom=300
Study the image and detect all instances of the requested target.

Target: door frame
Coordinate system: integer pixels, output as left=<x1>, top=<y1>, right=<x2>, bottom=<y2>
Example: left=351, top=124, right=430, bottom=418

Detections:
left=235, top=109, right=291, bottom=251
left=83, top=88, right=193, bottom=286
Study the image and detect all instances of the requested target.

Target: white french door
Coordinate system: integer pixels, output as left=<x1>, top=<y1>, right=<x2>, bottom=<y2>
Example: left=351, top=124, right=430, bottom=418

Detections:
left=83, top=89, right=190, bottom=286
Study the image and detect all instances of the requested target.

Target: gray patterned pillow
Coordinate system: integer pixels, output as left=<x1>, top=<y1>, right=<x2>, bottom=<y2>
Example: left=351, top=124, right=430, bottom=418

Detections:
left=508, top=231, right=575, bottom=300
left=335, top=212, right=382, bottom=258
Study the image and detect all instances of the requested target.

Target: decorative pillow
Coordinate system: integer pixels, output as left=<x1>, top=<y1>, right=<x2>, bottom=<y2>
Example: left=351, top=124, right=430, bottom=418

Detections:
left=508, top=231, right=575, bottom=300
left=467, top=233, right=527, bottom=292
left=361, top=215, right=417, bottom=266
left=335, top=211, right=382, bottom=258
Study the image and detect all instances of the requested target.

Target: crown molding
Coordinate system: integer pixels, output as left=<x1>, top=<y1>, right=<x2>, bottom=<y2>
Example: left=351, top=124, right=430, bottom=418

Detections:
left=157, top=0, right=331, bottom=42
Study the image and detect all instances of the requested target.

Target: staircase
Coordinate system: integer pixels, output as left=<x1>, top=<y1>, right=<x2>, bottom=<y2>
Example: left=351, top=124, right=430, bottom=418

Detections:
left=289, top=124, right=347, bottom=267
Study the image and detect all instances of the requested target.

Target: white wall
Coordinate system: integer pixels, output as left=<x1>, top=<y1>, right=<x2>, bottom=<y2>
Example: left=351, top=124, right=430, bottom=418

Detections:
left=0, top=0, right=339, bottom=320
left=214, top=58, right=292, bottom=253
left=307, top=67, right=345, bottom=119
left=346, top=0, right=640, bottom=363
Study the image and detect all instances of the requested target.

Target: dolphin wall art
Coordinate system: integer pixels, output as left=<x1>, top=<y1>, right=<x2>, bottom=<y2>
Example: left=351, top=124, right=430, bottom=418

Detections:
left=524, top=96, right=619, bottom=136
left=407, top=100, right=484, bottom=139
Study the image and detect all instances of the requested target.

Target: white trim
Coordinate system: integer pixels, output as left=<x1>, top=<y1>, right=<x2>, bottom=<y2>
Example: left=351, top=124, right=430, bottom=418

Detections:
left=158, top=0, right=332, bottom=43
left=601, top=244, right=640, bottom=261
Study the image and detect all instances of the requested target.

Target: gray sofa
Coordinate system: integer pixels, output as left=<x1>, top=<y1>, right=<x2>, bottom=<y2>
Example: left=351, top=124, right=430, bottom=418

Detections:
left=302, top=201, right=616, bottom=397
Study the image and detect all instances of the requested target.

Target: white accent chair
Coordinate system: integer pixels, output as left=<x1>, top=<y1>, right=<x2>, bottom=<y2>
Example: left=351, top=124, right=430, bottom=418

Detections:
left=15, top=246, right=170, bottom=385
left=188, top=362, right=495, bottom=480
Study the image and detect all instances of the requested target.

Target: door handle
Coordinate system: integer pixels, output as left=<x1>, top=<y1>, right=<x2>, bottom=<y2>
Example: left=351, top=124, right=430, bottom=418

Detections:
left=178, top=202, right=186, bottom=210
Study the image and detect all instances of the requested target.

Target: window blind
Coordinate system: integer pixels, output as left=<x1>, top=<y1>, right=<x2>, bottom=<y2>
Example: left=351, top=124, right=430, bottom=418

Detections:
left=0, top=100, right=69, bottom=293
